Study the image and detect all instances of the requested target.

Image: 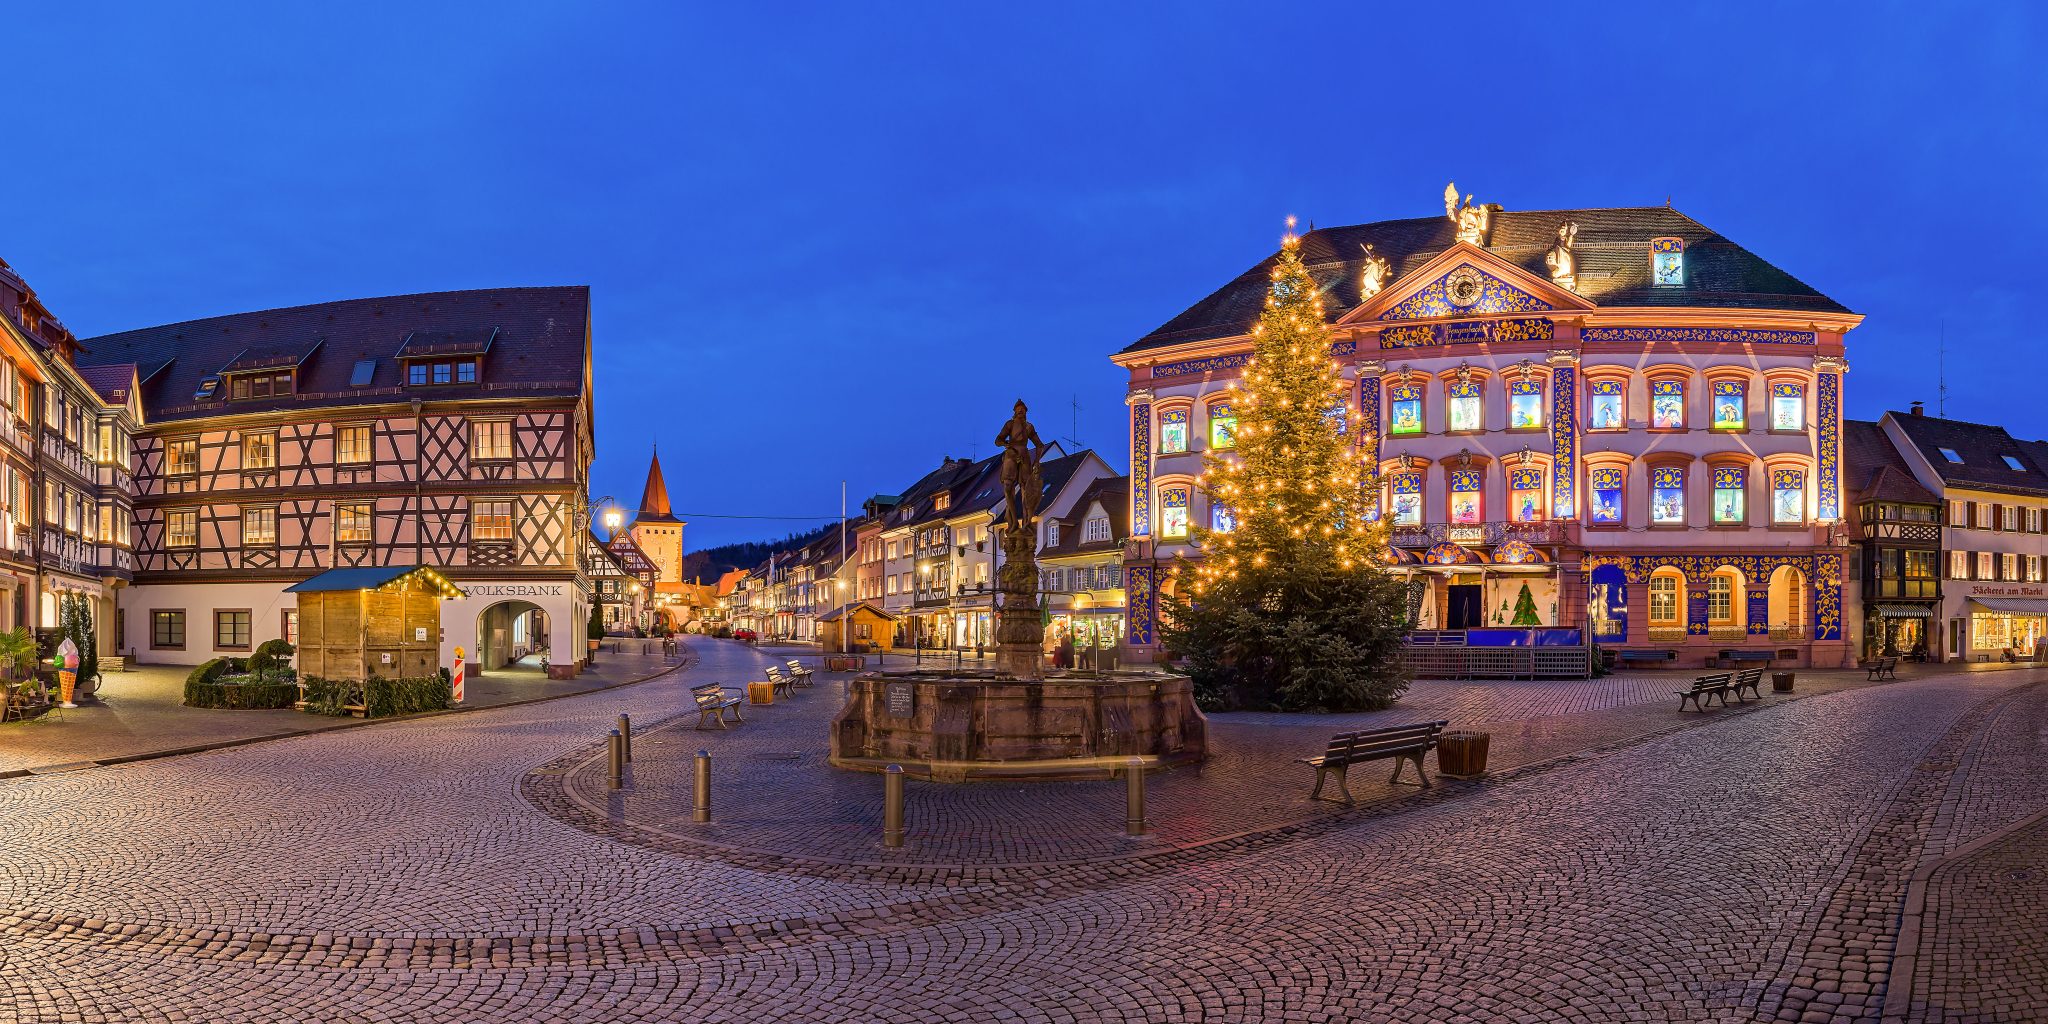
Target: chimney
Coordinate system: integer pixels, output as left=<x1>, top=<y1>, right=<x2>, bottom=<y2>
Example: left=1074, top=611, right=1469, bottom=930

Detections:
left=1910, top=401, right=1925, bottom=416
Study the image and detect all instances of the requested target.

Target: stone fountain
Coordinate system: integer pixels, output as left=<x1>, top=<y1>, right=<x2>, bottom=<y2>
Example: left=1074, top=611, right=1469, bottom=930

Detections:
left=830, top=401, right=1207, bottom=781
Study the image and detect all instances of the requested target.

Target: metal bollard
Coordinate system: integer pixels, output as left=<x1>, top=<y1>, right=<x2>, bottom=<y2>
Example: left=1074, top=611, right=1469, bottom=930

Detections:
left=1125, top=756, right=1147, bottom=836
left=693, top=750, right=712, bottom=823
left=882, top=764, right=905, bottom=848
left=618, top=713, right=633, bottom=763
left=607, top=729, right=623, bottom=790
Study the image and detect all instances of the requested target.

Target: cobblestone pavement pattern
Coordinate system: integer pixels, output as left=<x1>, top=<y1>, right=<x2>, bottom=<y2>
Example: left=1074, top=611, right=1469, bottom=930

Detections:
left=0, top=638, right=2042, bottom=1023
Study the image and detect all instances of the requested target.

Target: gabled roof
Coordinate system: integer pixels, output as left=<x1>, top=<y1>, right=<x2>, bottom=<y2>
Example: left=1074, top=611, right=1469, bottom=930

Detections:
left=1844, top=419, right=1940, bottom=506
left=80, top=286, right=589, bottom=422
left=75, top=363, right=138, bottom=405
left=1887, top=412, right=2048, bottom=499
left=1040, top=475, right=1130, bottom=558
left=818, top=602, right=898, bottom=623
left=1123, top=206, right=1850, bottom=353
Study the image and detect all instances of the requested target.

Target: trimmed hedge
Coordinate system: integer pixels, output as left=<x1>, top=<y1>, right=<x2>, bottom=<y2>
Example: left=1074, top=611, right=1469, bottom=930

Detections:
left=298, top=675, right=453, bottom=718
left=183, top=657, right=298, bottom=709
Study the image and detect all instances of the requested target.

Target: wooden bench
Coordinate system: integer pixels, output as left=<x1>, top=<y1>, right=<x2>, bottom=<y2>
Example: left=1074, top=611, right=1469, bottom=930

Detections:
left=1867, top=656, right=1898, bottom=680
left=763, top=666, right=797, bottom=699
left=1618, top=649, right=1677, bottom=668
left=784, top=659, right=815, bottom=687
left=1729, top=668, right=1764, bottom=702
left=691, top=682, right=745, bottom=729
left=1675, top=673, right=1733, bottom=711
left=1297, top=720, right=1449, bottom=804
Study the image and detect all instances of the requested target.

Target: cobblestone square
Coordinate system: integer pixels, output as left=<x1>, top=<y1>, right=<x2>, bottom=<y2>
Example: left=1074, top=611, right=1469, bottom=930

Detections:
left=2, top=638, right=2043, bottom=1022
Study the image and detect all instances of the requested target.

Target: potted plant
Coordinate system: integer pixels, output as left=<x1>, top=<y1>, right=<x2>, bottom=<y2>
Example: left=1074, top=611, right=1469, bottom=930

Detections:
left=587, top=604, right=604, bottom=656
left=0, top=626, right=40, bottom=709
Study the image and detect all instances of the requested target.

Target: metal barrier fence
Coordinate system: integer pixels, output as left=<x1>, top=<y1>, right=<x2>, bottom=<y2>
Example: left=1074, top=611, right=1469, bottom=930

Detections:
left=1400, top=646, right=1593, bottom=680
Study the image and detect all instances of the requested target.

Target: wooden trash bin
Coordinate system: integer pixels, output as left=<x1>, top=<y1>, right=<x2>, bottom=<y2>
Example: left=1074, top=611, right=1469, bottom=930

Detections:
left=1436, top=730, right=1491, bottom=779
left=1772, top=671, right=1795, bottom=692
left=825, top=655, right=865, bottom=673
left=747, top=680, right=775, bottom=705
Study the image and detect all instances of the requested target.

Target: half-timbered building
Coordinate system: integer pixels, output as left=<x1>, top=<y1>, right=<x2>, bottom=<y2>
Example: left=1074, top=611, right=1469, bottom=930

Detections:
left=80, top=287, right=595, bottom=675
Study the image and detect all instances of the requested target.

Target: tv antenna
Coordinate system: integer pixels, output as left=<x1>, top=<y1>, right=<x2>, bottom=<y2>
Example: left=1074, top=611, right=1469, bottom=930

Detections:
left=1066, top=394, right=1084, bottom=449
left=1938, top=319, right=1948, bottom=417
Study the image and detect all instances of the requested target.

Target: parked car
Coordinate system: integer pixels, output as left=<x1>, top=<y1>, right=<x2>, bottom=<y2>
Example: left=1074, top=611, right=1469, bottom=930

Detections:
left=731, top=628, right=759, bottom=642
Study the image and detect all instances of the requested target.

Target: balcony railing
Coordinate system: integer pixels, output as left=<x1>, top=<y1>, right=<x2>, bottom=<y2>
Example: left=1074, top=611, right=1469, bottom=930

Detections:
left=1870, top=579, right=1938, bottom=599
left=1707, top=625, right=1749, bottom=641
left=1389, top=520, right=1581, bottom=549
left=1769, top=625, right=1807, bottom=641
left=1646, top=626, right=1688, bottom=642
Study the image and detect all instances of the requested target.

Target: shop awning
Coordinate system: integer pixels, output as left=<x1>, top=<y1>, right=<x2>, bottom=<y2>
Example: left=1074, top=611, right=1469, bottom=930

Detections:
left=1969, top=598, right=2048, bottom=615
left=1875, top=604, right=1934, bottom=619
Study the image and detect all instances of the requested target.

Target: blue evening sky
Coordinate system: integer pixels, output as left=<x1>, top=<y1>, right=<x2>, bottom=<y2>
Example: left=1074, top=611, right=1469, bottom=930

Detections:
left=6, top=4, right=2040, bottom=548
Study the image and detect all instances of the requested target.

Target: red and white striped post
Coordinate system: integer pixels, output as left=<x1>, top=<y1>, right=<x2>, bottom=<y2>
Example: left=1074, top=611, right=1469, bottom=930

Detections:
left=451, top=646, right=466, bottom=704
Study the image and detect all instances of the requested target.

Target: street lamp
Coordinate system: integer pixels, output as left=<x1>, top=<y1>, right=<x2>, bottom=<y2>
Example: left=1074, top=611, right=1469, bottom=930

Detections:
left=603, top=507, right=623, bottom=543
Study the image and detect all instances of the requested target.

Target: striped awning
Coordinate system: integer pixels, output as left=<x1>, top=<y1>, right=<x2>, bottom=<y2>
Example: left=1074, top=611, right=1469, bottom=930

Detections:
left=1875, top=604, right=1934, bottom=619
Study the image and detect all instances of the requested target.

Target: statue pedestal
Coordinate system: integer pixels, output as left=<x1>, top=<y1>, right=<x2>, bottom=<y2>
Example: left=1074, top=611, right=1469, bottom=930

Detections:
left=993, top=641, right=1041, bottom=680
left=830, top=670, right=1208, bottom=781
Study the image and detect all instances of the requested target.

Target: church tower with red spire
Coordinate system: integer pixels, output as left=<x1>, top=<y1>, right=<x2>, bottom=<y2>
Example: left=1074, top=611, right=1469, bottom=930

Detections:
left=628, top=447, right=685, bottom=584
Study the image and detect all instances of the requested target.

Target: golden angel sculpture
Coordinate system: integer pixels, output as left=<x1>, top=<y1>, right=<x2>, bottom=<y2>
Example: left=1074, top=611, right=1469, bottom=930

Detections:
left=1359, top=243, right=1393, bottom=300
left=1443, top=182, right=1501, bottom=246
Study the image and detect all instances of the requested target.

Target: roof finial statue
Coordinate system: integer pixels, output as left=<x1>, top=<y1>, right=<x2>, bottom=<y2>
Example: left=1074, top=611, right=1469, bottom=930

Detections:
left=1358, top=243, right=1393, bottom=300
left=1545, top=220, right=1580, bottom=292
left=1443, top=182, right=1501, bottom=246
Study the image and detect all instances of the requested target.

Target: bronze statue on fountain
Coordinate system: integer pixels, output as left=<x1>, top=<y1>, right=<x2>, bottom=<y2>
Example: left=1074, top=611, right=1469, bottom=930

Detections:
left=993, top=400, right=1048, bottom=680
left=828, top=400, right=1207, bottom=780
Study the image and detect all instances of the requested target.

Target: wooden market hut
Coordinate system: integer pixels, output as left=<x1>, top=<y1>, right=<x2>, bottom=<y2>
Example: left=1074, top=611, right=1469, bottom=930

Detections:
left=285, top=566, right=467, bottom=681
left=817, top=602, right=899, bottom=653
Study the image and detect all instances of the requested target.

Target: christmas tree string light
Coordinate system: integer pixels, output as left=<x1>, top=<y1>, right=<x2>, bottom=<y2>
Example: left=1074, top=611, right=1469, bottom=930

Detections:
left=1160, top=219, right=1412, bottom=712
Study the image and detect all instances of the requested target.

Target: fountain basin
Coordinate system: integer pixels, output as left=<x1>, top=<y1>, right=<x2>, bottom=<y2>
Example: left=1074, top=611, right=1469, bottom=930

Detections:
left=829, top=670, right=1208, bottom=781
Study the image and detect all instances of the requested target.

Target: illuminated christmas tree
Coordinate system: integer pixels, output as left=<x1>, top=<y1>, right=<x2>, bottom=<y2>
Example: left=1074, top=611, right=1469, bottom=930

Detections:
left=1160, top=222, right=1410, bottom=712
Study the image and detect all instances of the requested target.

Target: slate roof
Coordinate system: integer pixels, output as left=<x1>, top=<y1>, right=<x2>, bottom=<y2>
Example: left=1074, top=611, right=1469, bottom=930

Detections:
left=79, top=286, right=589, bottom=422
left=1886, top=412, right=2048, bottom=499
left=1844, top=419, right=1940, bottom=506
left=75, top=363, right=137, bottom=405
left=1039, top=475, right=1130, bottom=559
left=1124, top=206, right=1850, bottom=353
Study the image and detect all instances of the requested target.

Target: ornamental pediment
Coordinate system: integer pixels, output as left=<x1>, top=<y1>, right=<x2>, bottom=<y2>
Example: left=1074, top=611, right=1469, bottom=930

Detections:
left=1343, top=242, right=1594, bottom=325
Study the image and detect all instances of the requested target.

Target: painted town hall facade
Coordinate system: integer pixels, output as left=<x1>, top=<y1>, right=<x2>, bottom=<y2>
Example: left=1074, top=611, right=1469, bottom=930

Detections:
left=1114, top=189, right=1860, bottom=668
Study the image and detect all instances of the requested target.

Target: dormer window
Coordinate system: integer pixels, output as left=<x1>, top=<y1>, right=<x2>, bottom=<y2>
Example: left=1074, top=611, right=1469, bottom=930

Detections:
left=229, top=371, right=294, bottom=401
left=933, top=493, right=951, bottom=512
left=1651, top=237, right=1684, bottom=286
left=407, top=359, right=479, bottom=386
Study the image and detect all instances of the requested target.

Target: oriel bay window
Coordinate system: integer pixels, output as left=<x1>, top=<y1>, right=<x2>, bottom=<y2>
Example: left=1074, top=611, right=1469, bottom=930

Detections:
left=1712, top=467, right=1746, bottom=525
left=1770, top=383, right=1806, bottom=432
left=1711, top=381, right=1746, bottom=430
left=1509, top=467, right=1544, bottom=523
left=1651, top=466, right=1686, bottom=525
left=1589, top=466, right=1625, bottom=525
left=1158, top=408, right=1189, bottom=455
left=1772, top=469, right=1806, bottom=524
left=1206, top=404, right=1236, bottom=450
left=1159, top=485, right=1190, bottom=539
left=1448, top=470, right=1482, bottom=525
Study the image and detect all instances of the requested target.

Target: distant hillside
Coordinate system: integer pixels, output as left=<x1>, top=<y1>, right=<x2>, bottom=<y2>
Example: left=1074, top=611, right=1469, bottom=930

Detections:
left=676, top=524, right=836, bottom=584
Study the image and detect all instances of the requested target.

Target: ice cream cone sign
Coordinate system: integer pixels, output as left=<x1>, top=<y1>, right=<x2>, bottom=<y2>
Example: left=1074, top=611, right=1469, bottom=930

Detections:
left=57, top=637, right=79, bottom=708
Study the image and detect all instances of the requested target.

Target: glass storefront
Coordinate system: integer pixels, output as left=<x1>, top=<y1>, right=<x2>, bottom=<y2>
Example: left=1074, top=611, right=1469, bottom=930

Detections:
left=1971, top=612, right=2046, bottom=655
